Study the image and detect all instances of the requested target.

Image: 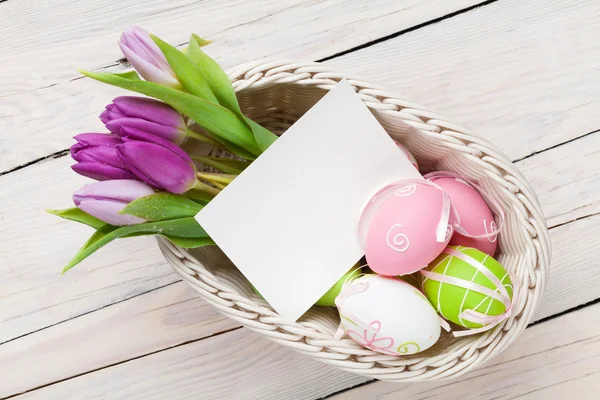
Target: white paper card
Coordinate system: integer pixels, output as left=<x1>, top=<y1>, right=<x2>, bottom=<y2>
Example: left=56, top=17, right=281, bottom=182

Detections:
left=196, top=80, right=422, bottom=321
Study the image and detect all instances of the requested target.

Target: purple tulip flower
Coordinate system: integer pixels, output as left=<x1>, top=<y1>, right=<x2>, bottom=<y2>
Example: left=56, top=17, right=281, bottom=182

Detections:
left=116, top=128, right=197, bottom=194
left=73, top=180, right=155, bottom=226
left=119, top=26, right=180, bottom=88
left=71, top=133, right=137, bottom=181
left=100, top=96, right=187, bottom=144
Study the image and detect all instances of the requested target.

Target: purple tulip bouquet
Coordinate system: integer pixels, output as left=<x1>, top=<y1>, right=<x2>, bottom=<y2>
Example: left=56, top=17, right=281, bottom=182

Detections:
left=48, top=27, right=276, bottom=273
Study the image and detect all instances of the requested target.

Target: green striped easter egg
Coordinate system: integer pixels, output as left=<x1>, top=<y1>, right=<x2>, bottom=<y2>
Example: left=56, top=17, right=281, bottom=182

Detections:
left=421, top=246, right=513, bottom=329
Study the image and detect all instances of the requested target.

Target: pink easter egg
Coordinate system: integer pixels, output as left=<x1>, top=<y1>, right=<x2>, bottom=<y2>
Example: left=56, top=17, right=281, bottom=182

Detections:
left=363, top=181, right=455, bottom=276
left=426, top=175, right=498, bottom=256
left=394, top=141, right=419, bottom=171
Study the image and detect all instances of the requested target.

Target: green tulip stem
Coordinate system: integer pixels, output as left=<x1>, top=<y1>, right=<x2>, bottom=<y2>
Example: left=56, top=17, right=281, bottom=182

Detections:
left=197, top=172, right=236, bottom=185
left=192, top=180, right=221, bottom=197
left=185, top=128, right=226, bottom=150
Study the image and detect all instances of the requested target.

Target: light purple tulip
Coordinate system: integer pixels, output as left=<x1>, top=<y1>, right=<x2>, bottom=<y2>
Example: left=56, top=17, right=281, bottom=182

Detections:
left=100, top=96, right=187, bottom=144
left=71, top=133, right=137, bottom=181
left=73, top=180, right=155, bottom=226
left=119, top=26, right=180, bottom=88
left=116, top=128, right=197, bottom=194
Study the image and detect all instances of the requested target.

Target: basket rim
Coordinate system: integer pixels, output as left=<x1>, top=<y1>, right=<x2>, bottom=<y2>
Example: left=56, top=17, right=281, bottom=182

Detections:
left=160, top=59, right=551, bottom=382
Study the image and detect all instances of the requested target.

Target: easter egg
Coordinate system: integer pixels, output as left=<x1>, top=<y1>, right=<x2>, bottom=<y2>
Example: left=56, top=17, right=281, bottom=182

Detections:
left=316, top=264, right=362, bottom=306
left=421, top=246, right=513, bottom=329
left=336, top=275, right=440, bottom=355
left=426, top=173, right=498, bottom=256
left=394, top=141, right=419, bottom=171
left=362, top=180, right=456, bottom=276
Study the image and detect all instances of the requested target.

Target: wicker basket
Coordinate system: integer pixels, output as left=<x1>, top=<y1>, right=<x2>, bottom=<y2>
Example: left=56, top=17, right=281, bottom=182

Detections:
left=159, top=60, right=551, bottom=382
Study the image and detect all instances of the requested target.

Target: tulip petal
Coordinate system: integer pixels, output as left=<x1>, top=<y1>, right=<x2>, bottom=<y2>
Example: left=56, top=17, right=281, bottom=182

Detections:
left=117, top=139, right=196, bottom=194
left=107, top=118, right=184, bottom=143
left=71, top=146, right=121, bottom=167
left=73, top=133, right=122, bottom=148
left=121, top=27, right=162, bottom=66
left=78, top=199, right=146, bottom=226
left=120, top=127, right=192, bottom=161
left=100, top=108, right=125, bottom=124
left=130, top=26, right=171, bottom=71
left=71, top=162, right=136, bottom=181
left=71, top=133, right=129, bottom=170
left=112, top=96, right=184, bottom=128
left=119, top=42, right=180, bottom=88
left=74, top=179, right=155, bottom=204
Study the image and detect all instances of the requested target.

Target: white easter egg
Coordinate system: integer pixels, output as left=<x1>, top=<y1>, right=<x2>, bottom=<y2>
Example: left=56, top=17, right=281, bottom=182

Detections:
left=336, top=275, right=441, bottom=355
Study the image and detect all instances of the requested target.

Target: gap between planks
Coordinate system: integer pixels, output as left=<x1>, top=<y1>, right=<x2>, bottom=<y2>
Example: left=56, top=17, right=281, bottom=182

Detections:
left=8, top=295, right=600, bottom=400
left=1, top=208, right=598, bottom=398
left=0, top=0, right=597, bottom=357
left=0, top=0, right=494, bottom=176
left=1, top=0, right=596, bottom=388
left=2, top=0, right=599, bottom=397
left=0, top=0, right=490, bottom=172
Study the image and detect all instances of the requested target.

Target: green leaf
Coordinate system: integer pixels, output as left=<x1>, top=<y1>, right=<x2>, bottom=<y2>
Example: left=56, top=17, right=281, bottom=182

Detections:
left=47, top=208, right=106, bottom=230
left=197, top=172, right=235, bottom=188
left=79, top=70, right=261, bottom=157
left=193, top=156, right=250, bottom=174
left=244, top=116, right=278, bottom=151
left=188, top=35, right=277, bottom=153
left=163, top=235, right=214, bottom=248
left=150, top=34, right=218, bottom=104
left=191, top=34, right=212, bottom=47
left=188, top=35, right=241, bottom=115
left=185, top=189, right=215, bottom=205
left=204, top=133, right=258, bottom=160
left=81, top=224, right=117, bottom=248
left=62, top=217, right=211, bottom=273
left=120, top=192, right=203, bottom=222
left=112, top=70, right=141, bottom=80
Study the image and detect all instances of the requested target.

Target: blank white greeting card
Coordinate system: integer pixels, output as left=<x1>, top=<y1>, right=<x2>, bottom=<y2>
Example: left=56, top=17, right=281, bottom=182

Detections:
left=196, top=80, right=421, bottom=321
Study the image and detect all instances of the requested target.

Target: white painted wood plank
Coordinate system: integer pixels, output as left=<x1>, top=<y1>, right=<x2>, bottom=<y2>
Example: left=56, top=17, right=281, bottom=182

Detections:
left=331, top=302, right=600, bottom=400
left=1, top=0, right=599, bottom=396
left=517, top=132, right=600, bottom=228
left=534, top=212, right=600, bottom=321
left=13, top=328, right=371, bottom=400
left=1, top=128, right=594, bottom=344
left=0, top=201, right=592, bottom=397
left=0, top=0, right=482, bottom=171
left=0, top=155, right=176, bottom=344
left=12, top=299, right=600, bottom=399
left=1, top=0, right=480, bottom=93
left=327, top=0, right=600, bottom=161
left=0, top=282, right=237, bottom=398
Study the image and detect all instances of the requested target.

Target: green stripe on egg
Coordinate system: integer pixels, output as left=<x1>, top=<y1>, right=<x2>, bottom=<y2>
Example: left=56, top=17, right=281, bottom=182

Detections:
left=421, top=246, right=513, bottom=329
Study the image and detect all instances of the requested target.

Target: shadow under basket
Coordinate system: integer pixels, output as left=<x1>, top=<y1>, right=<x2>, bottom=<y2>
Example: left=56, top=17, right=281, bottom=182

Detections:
left=158, top=60, right=551, bottom=382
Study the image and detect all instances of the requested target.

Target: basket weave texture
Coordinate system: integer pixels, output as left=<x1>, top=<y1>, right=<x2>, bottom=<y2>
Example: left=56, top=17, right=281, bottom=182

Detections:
left=159, top=60, right=551, bottom=382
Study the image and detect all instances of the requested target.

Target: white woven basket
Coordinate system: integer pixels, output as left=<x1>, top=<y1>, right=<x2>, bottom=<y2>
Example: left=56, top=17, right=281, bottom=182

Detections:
left=159, top=60, right=551, bottom=382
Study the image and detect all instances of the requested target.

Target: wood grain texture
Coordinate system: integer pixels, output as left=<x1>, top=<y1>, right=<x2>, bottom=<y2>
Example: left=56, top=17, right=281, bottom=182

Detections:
left=535, top=212, right=600, bottom=321
left=327, top=0, right=600, bottom=161
left=1, top=127, right=594, bottom=345
left=517, top=132, right=600, bottom=228
left=1, top=0, right=599, bottom=397
left=0, top=201, right=593, bottom=398
left=0, top=0, right=483, bottom=172
left=331, top=302, right=600, bottom=400
left=12, top=300, right=600, bottom=400
left=13, top=328, right=371, bottom=400
left=0, top=155, right=177, bottom=344
left=0, top=282, right=237, bottom=398
left=0, top=149, right=597, bottom=396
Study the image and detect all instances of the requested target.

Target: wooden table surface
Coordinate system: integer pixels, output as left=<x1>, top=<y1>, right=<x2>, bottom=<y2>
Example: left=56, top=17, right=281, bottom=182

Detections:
left=2, top=0, right=600, bottom=398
